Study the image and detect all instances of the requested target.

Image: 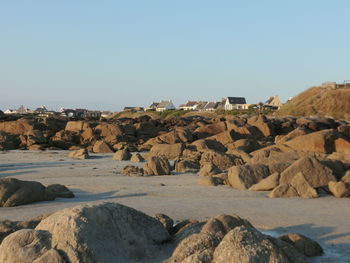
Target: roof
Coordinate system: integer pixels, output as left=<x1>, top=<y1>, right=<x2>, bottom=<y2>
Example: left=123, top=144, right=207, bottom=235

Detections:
left=184, top=101, right=198, bottom=107
left=265, top=95, right=282, bottom=107
left=149, top=102, right=159, bottom=107
left=226, top=97, right=246, bottom=104
left=195, top=101, right=208, bottom=109
left=157, top=100, right=172, bottom=108
left=204, top=102, right=218, bottom=109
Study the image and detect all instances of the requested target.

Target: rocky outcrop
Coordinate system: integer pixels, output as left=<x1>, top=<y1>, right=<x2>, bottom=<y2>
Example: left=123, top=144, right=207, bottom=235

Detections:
left=113, top=148, right=132, bottom=161
left=200, top=150, right=240, bottom=171
left=149, top=143, right=184, bottom=160
left=92, top=140, right=113, bottom=153
left=328, top=181, right=350, bottom=198
left=131, top=153, right=145, bottom=162
left=68, top=148, right=89, bottom=159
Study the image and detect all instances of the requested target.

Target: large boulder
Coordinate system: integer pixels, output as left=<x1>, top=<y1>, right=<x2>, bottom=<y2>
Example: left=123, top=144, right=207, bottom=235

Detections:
left=143, top=156, right=171, bottom=175
left=92, top=140, right=113, bottom=153
left=249, top=173, right=280, bottom=191
left=65, top=121, right=90, bottom=132
left=191, top=139, right=227, bottom=153
left=334, top=137, right=350, bottom=155
left=198, top=163, right=222, bottom=177
left=0, top=178, right=52, bottom=207
left=175, top=159, right=200, bottom=173
left=228, top=164, right=270, bottom=190
left=153, top=127, right=193, bottom=144
left=113, top=148, right=132, bottom=161
left=284, top=129, right=338, bottom=154
left=0, top=229, right=65, bottom=263
left=200, top=150, right=240, bottom=171
left=0, top=119, right=36, bottom=135
left=131, top=153, right=145, bottom=162
left=279, top=233, right=323, bottom=257
left=1, top=203, right=171, bottom=263
left=94, top=123, right=124, bottom=144
left=279, top=157, right=336, bottom=188
left=328, top=181, right=350, bottom=198
left=149, top=143, right=184, bottom=160
left=247, top=115, right=275, bottom=137
left=120, top=165, right=144, bottom=177
left=194, top=122, right=227, bottom=139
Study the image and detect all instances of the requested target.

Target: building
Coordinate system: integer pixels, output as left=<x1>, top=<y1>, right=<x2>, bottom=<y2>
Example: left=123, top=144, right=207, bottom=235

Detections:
left=178, top=101, right=200, bottom=111
left=264, top=95, right=283, bottom=109
left=322, top=81, right=350, bottom=89
left=83, top=110, right=101, bottom=119
left=34, top=105, right=48, bottom=114
left=202, top=101, right=219, bottom=111
left=17, top=105, right=31, bottom=114
left=145, top=102, right=159, bottom=111
left=101, top=111, right=113, bottom=118
left=224, top=97, right=247, bottom=110
left=155, top=100, right=176, bottom=112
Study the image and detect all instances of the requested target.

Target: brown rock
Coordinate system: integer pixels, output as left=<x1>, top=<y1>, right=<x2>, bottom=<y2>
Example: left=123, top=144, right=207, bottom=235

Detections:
left=249, top=173, right=280, bottom=191
left=149, top=143, right=184, bottom=160
left=191, top=139, right=227, bottom=153
left=92, top=140, right=113, bottom=153
left=341, top=170, right=350, bottom=183
left=143, top=156, right=171, bottom=175
left=120, top=165, right=144, bottom=177
left=233, top=138, right=260, bottom=153
left=46, top=184, right=75, bottom=198
left=198, top=176, right=224, bottom=187
left=279, top=233, right=323, bottom=257
left=200, top=150, right=239, bottom=171
left=131, top=153, right=145, bottom=162
left=284, top=129, right=338, bottom=154
left=68, top=148, right=89, bottom=159
left=247, top=115, right=275, bottom=137
left=194, top=121, right=227, bottom=139
left=198, top=163, right=222, bottom=177
left=269, top=184, right=299, bottom=198
left=334, top=137, right=350, bottom=155
left=328, top=181, right=350, bottom=198
left=175, top=159, right=200, bottom=173
left=228, top=164, right=270, bottom=190
left=290, top=173, right=318, bottom=198
left=154, top=214, right=174, bottom=235
left=280, top=157, right=336, bottom=188
left=113, top=148, right=132, bottom=161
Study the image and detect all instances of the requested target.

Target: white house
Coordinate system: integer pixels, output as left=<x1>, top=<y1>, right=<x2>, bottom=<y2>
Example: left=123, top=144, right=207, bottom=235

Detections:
left=178, top=101, right=201, bottom=111
left=202, top=101, right=219, bottom=111
left=156, top=100, right=176, bottom=112
left=224, top=97, right=247, bottom=110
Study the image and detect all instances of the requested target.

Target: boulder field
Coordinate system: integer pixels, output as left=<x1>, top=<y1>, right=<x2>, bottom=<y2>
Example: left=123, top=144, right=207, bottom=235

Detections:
left=1, top=115, right=350, bottom=199
left=0, top=202, right=322, bottom=263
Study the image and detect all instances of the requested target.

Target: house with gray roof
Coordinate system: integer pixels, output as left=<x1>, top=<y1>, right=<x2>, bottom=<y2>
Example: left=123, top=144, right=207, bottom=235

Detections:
left=224, top=97, right=247, bottom=110
left=155, top=100, right=176, bottom=112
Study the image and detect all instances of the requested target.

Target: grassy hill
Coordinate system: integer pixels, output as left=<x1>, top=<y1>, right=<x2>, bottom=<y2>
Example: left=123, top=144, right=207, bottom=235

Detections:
left=277, top=86, right=350, bottom=120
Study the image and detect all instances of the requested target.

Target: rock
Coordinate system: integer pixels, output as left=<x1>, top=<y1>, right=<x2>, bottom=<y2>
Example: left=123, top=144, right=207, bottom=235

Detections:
left=275, top=127, right=312, bottom=144
left=213, top=225, right=304, bottom=263
left=194, top=122, right=227, bottom=139
left=198, top=163, right=222, bottom=177
left=208, top=131, right=235, bottom=145
left=247, top=115, right=275, bottom=137
left=120, top=165, right=144, bottom=177
left=113, top=148, right=132, bottom=161
left=334, top=137, right=350, bottom=154
left=191, top=139, right=227, bottom=153
left=155, top=127, right=193, bottom=144
left=65, top=121, right=89, bottom=132
left=33, top=203, right=170, bottom=263
left=200, top=150, right=239, bottom=171
left=280, top=157, right=336, bottom=188
left=337, top=125, right=350, bottom=139
left=46, top=184, right=75, bottom=198
left=68, top=148, right=89, bottom=159
left=269, top=184, right=299, bottom=198
left=143, top=156, right=171, bottom=175
left=131, top=153, right=145, bottom=162
left=341, top=170, right=350, bottom=183
left=328, top=181, right=350, bottom=198
left=249, top=173, right=280, bottom=191
left=0, top=119, right=36, bottom=135
left=289, top=173, right=318, bottom=198
left=228, top=164, right=270, bottom=190
left=0, top=178, right=53, bottom=207
left=92, top=140, right=113, bottom=153
left=0, top=229, right=65, bottom=263
left=279, top=233, right=323, bottom=257
left=154, top=214, right=174, bottom=235
left=175, top=159, right=200, bottom=173
left=149, top=143, right=184, bottom=160
left=198, top=176, right=225, bottom=187
left=284, top=129, right=338, bottom=154
left=94, top=123, right=124, bottom=145
left=233, top=139, right=260, bottom=153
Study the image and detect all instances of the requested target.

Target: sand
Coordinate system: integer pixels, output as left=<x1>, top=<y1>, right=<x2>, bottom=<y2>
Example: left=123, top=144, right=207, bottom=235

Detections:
left=0, top=150, right=349, bottom=262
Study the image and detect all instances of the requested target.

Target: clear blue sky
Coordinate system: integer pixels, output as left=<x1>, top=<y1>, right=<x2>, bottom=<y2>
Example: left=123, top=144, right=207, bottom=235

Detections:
left=1, top=1, right=349, bottom=111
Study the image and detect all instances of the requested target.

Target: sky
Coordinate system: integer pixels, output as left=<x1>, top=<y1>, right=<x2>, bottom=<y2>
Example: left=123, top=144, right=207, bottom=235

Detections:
left=0, top=1, right=349, bottom=111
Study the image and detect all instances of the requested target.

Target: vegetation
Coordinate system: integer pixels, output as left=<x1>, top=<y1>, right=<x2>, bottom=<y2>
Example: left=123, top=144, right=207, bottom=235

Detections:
left=277, top=86, right=350, bottom=120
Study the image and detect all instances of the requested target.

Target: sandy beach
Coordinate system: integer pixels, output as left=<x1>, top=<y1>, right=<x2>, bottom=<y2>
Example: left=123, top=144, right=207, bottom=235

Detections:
left=0, top=150, right=349, bottom=262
